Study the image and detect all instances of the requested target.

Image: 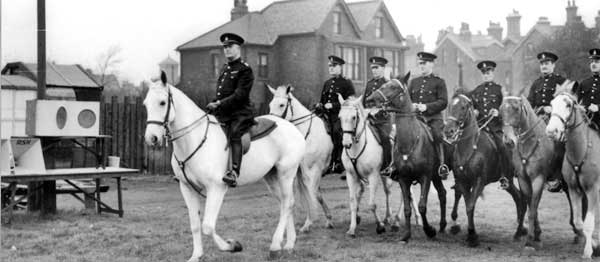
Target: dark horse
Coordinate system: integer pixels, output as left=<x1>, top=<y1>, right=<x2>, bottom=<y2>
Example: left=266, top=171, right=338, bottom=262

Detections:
left=444, top=93, right=527, bottom=247
left=365, top=73, right=447, bottom=243
left=501, top=96, right=584, bottom=250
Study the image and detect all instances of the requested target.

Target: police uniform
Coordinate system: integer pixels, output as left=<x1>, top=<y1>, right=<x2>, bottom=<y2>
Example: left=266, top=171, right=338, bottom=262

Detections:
left=469, top=61, right=503, bottom=133
left=319, top=55, right=356, bottom=173
left=527, top=52, right=566, bottom=114
left=409, top=51, right=449, bottom=176
left=362, top=56, right=393, bottom=171
left=576, top=48, right=600, bottom=129
left=211, top=33, right=256, bottom=187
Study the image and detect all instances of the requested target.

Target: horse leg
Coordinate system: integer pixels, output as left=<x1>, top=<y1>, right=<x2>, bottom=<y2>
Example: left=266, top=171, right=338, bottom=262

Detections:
left=505, top=176, right=527, bottom=242
left=521, top=176, right=544, bottom=249
left=582, top=188, right=599, bottom=259
left=264, top=168, right=296, bottom=259
left=419, top=177, right=437, bottom=239
left=179, top=181, right=205, bottom=261
left=382, top=176, right=393, bottom=226
left=345, top=171, right=361, bottom=237
left=432, top=176, right=447, bottom=233
left=201, top=184, right=242, bottom=253
left=465, top=179, right=484, bottom=247
left=564, top=185, right=586, bottom=244
left=316, top=187, right=334, bottom=229
left=450, top=186, right=462, bottom=235
left=368, top=172, right=386, bottom=234
left=411, top=185, right=422, bottom=226
left=297, top=168, right=318, bottom=233
left=517, top=175, right=534, bottom=247
left=398, top=179, right=413, bottom=242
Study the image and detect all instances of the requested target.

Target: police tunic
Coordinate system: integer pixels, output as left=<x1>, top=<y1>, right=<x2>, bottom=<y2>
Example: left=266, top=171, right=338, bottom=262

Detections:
left=213, top=58, right=255, bottom=123
left=469, top=81, right=503, bottom=131
left=320, top=75, right=356, bottom=116
left=527, top=73, right=566, bottom=109
left=408, top=74, right=448, bottom=120
left=362, top=77, right=386, bottom=107
left=576, top=74, right=600, bottom=126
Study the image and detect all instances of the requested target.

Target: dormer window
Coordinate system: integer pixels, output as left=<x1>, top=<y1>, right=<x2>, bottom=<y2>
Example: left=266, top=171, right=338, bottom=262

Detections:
left=375, top=17, right=383, bottom=38
left=333, top=12, right=341, bottom=34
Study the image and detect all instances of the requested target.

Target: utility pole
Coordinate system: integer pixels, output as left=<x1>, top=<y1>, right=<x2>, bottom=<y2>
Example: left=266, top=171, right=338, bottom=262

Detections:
left=37, top=0, right=46, bottom=99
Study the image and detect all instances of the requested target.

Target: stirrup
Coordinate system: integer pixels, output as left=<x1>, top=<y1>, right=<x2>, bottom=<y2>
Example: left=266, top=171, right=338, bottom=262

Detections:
left=381, top=165, right=396, bottom=177
left=438, top=164, right=450, bottom=179
left=547, top=180, right=563, bottom=193
left=222, top=170, right=238, bottom=187
left=498, top=176, right=510, bottom=190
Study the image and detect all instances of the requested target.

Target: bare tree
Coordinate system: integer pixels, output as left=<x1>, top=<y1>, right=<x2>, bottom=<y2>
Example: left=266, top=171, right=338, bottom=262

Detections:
left=96, top=45, right=123, bottom=86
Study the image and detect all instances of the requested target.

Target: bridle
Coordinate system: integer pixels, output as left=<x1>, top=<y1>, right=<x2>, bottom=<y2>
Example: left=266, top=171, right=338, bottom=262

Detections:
left=445, top=94, right=475, bottom=143
left=340, top=104, right=369, bottom=184
left=550, top=92, right=586, bottom=132
left=372, top=79, right=415, bottom=117
left=270, top=93, right=316, bottom=139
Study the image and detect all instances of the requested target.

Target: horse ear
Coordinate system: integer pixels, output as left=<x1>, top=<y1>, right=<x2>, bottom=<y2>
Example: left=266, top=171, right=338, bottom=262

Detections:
left=337, top=93, right=345, bottom=105
left=401, top=71, right=411, bottom=85
left=286, top=84, right=293, bottom=94
left=265, top=83, right=276, bottom=95
left=160, top=71, right=167, bottom=86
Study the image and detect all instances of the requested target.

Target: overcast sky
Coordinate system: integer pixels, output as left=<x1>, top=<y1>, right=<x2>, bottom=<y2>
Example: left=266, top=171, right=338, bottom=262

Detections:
left=2, top=0, right=599, bottom=83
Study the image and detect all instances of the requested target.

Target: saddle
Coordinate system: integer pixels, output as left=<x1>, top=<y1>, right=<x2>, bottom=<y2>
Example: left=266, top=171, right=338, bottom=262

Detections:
left=416, top=118, right=434, bottom=143
left=366, top=117, right=383, bottom=145
left=221, top=118, right=278, bottom=154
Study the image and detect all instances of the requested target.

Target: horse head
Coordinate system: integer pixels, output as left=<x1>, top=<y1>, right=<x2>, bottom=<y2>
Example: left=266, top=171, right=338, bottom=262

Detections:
left=267, top=84, right=296, bottom=119
left=338, top=94, right=366, bottom=149
left=546, top=80, right=581, bottom=141
left=364, top=72, right=412, bottom=112
left=444, top=93, right=474, bottom=143
left=144, top=71, right=176, bottom=147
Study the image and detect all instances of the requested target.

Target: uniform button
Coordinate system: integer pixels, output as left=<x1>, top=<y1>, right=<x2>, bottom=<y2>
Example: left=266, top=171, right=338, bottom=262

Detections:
left=545, top=79, right=548, bottom=82
left=542, top=100, right=546, bottom=103
left=542, top=94, right=545, bottom=97
left=332, top=81, right=335, bottom=83
left=592, top=96, right=595, bottom=99
left=484, top=92, right=487, bottom=95
left=219, top=86, right=222, bottom=88
left=217, top=92, right=220, bottom=95
left=227, top=66, right=230, bottom=69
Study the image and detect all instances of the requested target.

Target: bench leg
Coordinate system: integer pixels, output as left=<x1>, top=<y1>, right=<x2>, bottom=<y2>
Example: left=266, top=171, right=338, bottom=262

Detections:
left=96, top=178, right=101, bottom=214
left=7, top=182, right=16, bottom=224
left=84, top=194, right=96, bottom=210
left=117, top=177, right=123, bottom=217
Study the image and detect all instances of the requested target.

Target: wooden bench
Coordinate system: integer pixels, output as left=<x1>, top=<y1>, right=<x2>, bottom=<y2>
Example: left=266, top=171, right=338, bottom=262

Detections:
left=1, top=180, right=110, bottom=210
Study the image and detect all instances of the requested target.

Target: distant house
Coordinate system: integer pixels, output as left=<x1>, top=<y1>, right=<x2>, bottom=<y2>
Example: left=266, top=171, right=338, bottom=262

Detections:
left=159, top=56, right=179, bottom=85
left=176, top=0, right=406, bottom=111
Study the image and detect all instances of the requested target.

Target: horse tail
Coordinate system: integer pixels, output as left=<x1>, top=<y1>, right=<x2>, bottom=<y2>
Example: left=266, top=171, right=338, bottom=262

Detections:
left=294, top=167, right=313, bottom=211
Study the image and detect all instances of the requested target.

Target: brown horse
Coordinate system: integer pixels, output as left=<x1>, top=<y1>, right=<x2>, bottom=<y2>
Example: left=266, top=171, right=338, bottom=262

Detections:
left=365, top=73, right=447, bottom=243
left=546, top=81, right=600, bottom=258
left=501, top=95, right=584, bottom=250
left=444, top=93, right=526, bottom=247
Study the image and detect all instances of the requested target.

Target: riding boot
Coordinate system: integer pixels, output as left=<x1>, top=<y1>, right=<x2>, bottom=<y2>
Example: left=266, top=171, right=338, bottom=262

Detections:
left=494, top=133, right=510, bottom=189
left=223, top=140, right=242, bottom=187
left=547, top=141, right=566, bottom=193
left=437, top=143, right=450, bottom=179
left=377, top=126, right=395, bottom=176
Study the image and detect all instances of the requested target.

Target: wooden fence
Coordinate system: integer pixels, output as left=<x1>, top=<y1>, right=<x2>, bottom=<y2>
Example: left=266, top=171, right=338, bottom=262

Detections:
left=99, top=96, right=173, bottom=175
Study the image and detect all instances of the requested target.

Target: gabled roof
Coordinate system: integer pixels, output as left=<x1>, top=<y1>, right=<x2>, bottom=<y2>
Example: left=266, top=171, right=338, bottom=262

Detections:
left=1, top=62, right=101, bottom=89
left=347, top=0, right=404, bottom=41
left=1, top=75, right=37, bottom=89
left=511, top=24, right=562, bottom=55
left=178, top=0, right=378, bottom=50
left=434, top=33, right=503, bottom=61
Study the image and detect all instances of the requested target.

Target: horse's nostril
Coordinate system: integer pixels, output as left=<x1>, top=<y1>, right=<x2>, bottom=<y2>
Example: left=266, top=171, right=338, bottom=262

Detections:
left=151, top=136, right=158, bottom=143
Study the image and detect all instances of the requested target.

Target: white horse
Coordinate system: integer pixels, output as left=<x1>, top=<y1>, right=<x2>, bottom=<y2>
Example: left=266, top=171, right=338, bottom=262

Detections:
left=144, top=74, right=306, bottom=261
left=267, top=85, right=334, bottom=232
left=338, top=95, right=419, bottom=236
left=546, top=80, right=600, bottom=259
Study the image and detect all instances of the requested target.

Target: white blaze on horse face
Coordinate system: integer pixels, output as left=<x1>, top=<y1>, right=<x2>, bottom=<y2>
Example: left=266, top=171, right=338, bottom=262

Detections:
left=546, top=95, right=569, bottom=139
left=268, top=86, right=289, bottom=119
left=143, top=84, right=170, bottom=146
left=452, top=98, right=460, bottom=106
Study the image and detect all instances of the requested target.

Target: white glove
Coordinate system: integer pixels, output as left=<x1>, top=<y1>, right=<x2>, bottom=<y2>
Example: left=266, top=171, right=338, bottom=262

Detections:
left=473, top=110, right=479, bottom=117
left=324, top=103, right=333, bottom=109
left=589, top=104, right=599, bottom=112
left=417, top=103, right=427, bottom=112
left=543, top=106, right=552, bottom=114
left=489, top=108, right=499, bottom=117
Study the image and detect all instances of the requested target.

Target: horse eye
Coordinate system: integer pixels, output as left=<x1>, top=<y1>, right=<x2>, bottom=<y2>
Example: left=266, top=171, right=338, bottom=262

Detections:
left=351, top=116, right=356, bottom=120
left=160, top=101, right=166, bottom=106
left=279, top=104, right=284, bottom=108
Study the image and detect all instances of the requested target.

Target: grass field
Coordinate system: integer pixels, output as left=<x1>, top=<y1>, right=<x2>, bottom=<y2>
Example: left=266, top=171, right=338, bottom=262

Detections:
left=0, top=175, right=592, bottom=262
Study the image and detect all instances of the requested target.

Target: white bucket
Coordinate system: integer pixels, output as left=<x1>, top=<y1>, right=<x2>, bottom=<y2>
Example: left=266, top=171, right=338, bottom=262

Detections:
left=108, top=156, right=120, bottom=167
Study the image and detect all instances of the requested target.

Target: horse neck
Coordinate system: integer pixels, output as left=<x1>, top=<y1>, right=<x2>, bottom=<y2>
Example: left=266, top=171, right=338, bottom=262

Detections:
left=289, top=97, right=312, bottom=122
left=565, top=109, right=591, bottom=163
left=519, top=107, right=546, bottom=144
left=169, top=87, right=213, bottom=151
left=395, top=113, right=420, bottom=148
left=347, top=111, right=370, bottom=155
left=456, top=110, right=479, bottom=152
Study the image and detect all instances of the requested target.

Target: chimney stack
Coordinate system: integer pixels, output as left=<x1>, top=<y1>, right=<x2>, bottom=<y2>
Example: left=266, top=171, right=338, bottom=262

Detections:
left=506, top=9, right=521, bottom=40
left=487, top=21, right=503, bottom=42
left=231, top=0, right=249, bottom=21
left=596, top=10, right=600, bottom=30
left=459, top=22, right=472, bottom=42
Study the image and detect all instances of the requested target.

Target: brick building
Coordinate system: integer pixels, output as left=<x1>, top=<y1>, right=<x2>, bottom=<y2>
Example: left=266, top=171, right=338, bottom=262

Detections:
left=176, top=0, right=406, bottom=112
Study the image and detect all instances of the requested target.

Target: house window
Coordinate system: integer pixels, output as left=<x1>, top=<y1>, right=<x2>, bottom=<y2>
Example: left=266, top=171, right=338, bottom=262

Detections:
left=382, top=49, right=402, bottom=78
left=375, top=17, right=384, bottom=38
left=526, top=43, right=535, bottom=59
left=336, top=45, right=361, bottom=80
left=333, top=12, right=341, bottom=34
left=211, top=54, right=220, bottom=78
left=258, top=53, right=268, bottom=78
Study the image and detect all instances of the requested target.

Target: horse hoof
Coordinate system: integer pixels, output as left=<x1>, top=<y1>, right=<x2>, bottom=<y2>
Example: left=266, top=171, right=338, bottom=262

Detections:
left=299, top=225, right=310, bottom=233
left=400, top=232, right=411, bottom=242
left=376, top=224, right=386, bottom=235
left=226, top=239, right=243, bottom=253
left=424, top=226, right=437, bottom=238
left=326, top=221, right=335, bottom=229
left=356, top=216, right=361, bottom=225
left=439, top=222, right=447, bottom=233
left=574, top=235, right=585, bottom=245
left=525, top=240, right=542, bottom=250
left=513, top=228, right=528, bottom=241
left=268, top=250, right=283, bottom=260
left=186, top=256, right=203, bottom=262
left=450, top=225, right=461, bottom=235
left=466, top=236, right=480, bottom=247
left=346, top=231, right=357, bottom=238
left=391, top=225, right=400, bottom=232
